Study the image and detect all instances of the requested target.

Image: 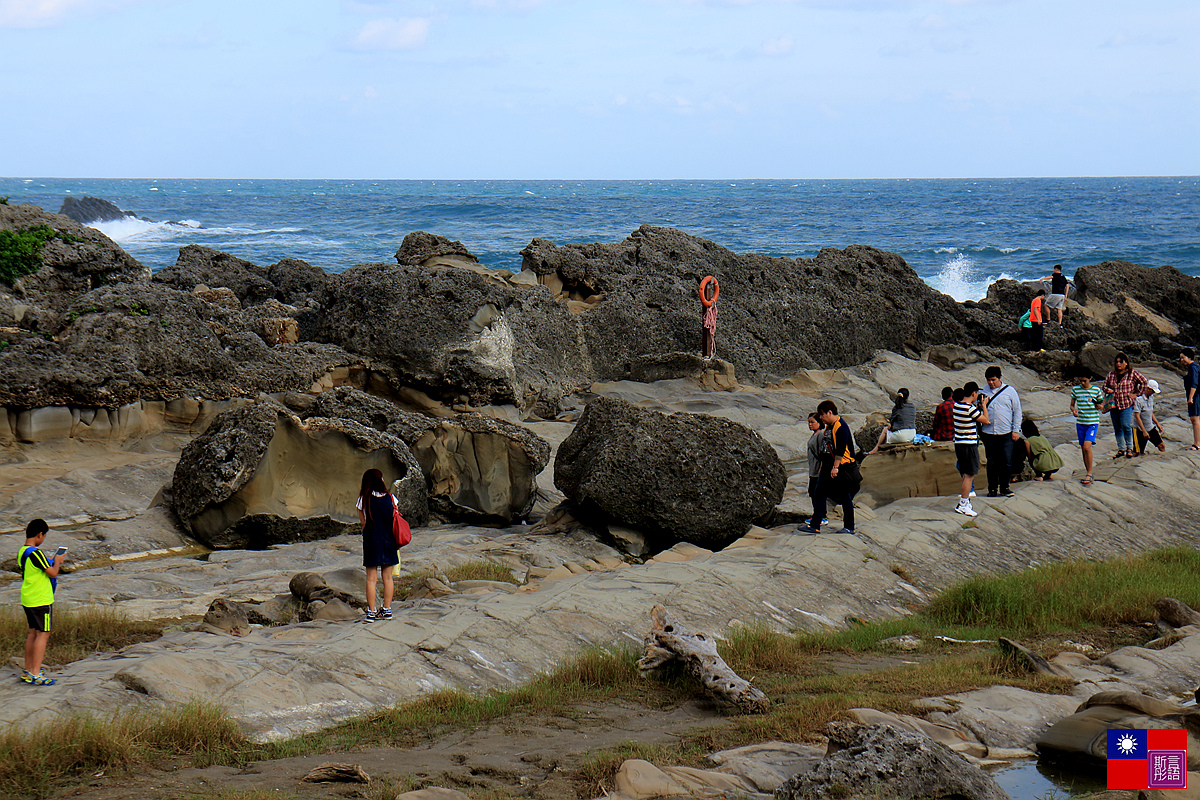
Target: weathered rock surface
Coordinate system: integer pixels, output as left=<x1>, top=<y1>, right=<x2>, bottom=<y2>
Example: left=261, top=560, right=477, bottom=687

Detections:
left=554, top=396, right=786, bottom=547
left=0, top=280, right=370, bottom=409
left=172, top=404, right=427, bottom=548
left=154, top=244, right=328, bottom=307
left=0, top=203, right=149, bottom=331
left=316, top=259, right=588, bottom=415
left=305, top=387, right=551, bottom=523
left=774, top=722, right=1011, bottom=800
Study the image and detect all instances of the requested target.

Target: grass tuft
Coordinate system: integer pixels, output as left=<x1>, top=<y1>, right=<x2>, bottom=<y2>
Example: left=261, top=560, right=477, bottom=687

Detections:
left=0, top=605, right=163, bottom=668
left=0, top=700, right=249, bottom=799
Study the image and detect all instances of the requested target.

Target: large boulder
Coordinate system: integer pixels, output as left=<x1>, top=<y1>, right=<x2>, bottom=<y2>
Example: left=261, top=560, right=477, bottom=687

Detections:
left=172, top=403, right=428, bottom=549
left=316, top=260, right=589, bottom=415
left=305, top=387, right=551, bottom=523
left=553, top=396, right=786, bottom=548
left=1076, top=261, right=1200, bottom=344
left=775, top=722, right=1010, bottom=800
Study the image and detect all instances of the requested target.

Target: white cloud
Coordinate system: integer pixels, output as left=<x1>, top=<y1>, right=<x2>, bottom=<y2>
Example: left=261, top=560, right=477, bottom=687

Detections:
left=0, top=0, right=139, bottom=28
left=760, top=34, right=794, bottom=56
left=351, top=17, right=430, bottom=50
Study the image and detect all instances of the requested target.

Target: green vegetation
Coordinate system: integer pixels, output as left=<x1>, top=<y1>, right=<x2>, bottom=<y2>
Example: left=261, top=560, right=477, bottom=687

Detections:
left=0, top=605, right=163, bottom=668
left=0, top=225, right=60, bottom=284
left=129, top=302, right=150, bottom=316
left=443, top=560, right=520, bottom=584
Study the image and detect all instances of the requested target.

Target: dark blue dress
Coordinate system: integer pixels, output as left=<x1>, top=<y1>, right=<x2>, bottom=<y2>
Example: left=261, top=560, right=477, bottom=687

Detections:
left=362, top=492, right=400, bottom=568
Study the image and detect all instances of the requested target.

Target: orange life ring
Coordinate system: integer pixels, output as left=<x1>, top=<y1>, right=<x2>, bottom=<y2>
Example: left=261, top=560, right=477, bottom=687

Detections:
left=699, top=276, right=719, bottom=308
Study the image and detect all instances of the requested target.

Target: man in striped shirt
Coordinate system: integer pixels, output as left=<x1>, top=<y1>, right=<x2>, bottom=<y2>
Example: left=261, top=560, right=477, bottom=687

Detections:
left=953, top=382, right=990, bottom=517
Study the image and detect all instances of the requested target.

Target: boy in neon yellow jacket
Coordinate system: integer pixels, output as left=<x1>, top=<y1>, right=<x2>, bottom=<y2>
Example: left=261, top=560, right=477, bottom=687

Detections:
left=20, top=519, right=67, bottom=685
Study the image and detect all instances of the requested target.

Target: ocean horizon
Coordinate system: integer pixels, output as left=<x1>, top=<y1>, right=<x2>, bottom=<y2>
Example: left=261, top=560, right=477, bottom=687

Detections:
left=3, top=176, right=1198, bottom=302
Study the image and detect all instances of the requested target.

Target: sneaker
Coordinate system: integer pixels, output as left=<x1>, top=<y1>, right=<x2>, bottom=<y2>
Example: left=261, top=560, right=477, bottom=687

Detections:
left=361, top=610, right=377, bottom=623
left=796, top=524, right=821, bottom=535
left=1001, top=489, right=1015, bottom=498
left=968, top=491, right=976, bottom=498
left=955, top=502, right=978, bottom=517
left=986, top=490, right=999, bottom=498
left=378, top=608, right=393, bottom=621
left=833, top=528, right=856, bottom=535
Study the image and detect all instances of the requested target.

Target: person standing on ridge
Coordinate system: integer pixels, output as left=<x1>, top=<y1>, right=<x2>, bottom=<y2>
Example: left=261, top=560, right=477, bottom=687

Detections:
left=1070, top=372, right=1105, bottom=485
left=1181, top=348, right=1200, bottom=451
left=800, top=400, right=860, bottom=536
left=952, top=383, right=989, bottom=517
left=931, top=386, right=955, bottom=441
left=356, top=469, right=400, bottom=623
left=1029, top=290, right=1046, bottom=351
left=20, top=518, right=67, bottom=686
left=1132, top=379, right=1166, bottom=455
left=1101, top=353, right=1148, bottom=459
left=980, top=366, right=1021, bottom=498
left=1041, top=264, right=1072, bottom=325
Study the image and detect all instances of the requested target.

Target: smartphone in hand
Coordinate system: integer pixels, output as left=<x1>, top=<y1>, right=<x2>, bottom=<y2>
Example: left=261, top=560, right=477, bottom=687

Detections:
left=55, top=546, right=68, bottom=556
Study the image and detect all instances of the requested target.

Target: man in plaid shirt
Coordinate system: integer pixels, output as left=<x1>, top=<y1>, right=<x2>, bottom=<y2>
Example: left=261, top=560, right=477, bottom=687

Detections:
left=932, top=387, right=955, bottom=441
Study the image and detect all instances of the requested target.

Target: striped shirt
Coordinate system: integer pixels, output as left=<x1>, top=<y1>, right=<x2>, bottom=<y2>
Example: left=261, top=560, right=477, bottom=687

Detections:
left=953, top=401, right=982, bottom=444
left=1071, top=384, right=1104, bottom=425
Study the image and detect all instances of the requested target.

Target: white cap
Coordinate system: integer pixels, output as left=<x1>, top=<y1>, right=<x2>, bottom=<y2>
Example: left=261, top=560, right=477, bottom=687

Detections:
left=1147, top=379, right=1161, bottom=394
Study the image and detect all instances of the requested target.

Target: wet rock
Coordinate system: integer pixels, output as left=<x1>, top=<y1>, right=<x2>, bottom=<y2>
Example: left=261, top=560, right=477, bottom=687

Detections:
left=172, top=404, right=427, bottom=549
left=554, top=396, right=786, bottom=547
left=58, top=196, right=137, bottom=224
left=775, top=722, right=1011, bottom=800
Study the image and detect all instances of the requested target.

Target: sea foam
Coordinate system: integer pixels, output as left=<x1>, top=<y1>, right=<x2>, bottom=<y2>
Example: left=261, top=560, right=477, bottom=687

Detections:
left=926, top=252, right=1012, bottom=303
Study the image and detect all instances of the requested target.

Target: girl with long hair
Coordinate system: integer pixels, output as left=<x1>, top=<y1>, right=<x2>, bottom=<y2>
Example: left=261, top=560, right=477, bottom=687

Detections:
left=357, top=468, right=400, bottom=622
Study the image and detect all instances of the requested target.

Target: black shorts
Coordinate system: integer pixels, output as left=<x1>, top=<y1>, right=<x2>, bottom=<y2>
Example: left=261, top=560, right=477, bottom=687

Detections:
left=24, top=605, right=52, bottom=633
left=955, top=443, right=980, bottom=477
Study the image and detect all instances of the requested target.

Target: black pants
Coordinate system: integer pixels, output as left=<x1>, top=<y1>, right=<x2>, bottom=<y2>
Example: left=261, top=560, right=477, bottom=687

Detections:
left=981, top=433, right=1013, bottom=493
left=1030, top=322, right=1044, bottom=350
left=812, top=471, right=858, bottom=530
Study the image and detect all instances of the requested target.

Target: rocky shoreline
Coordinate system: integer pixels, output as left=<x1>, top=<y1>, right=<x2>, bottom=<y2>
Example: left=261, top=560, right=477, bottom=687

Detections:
left=4, top=199, right=1200, bottom=798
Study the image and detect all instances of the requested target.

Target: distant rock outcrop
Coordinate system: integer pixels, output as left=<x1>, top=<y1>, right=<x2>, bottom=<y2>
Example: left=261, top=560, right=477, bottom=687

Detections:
left=553, top=396, right=786, bottom=548
left=172, top=404, right=428, bottom=549
left=58, top=196, right=137, bottom=225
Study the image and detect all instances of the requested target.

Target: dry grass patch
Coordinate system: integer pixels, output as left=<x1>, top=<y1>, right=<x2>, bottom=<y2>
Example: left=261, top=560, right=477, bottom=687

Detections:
left=0, top=604, right=162, bottom=668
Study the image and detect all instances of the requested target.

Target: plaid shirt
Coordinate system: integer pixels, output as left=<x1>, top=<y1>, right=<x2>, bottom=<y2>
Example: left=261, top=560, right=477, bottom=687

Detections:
left=932, top=398, right=955, bottom=441
left=1103, top=368, right=1148, bottom=411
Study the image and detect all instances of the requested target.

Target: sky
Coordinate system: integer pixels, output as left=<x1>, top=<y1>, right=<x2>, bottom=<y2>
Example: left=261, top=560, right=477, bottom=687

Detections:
left=1, top=0, right=1197, bottom=179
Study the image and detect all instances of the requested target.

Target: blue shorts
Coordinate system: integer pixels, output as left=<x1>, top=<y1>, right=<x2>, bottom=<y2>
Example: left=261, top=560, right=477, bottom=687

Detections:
left=1190, top=398, right=1200, bottom=417
left=1076, top=423, right=1098, bottom=445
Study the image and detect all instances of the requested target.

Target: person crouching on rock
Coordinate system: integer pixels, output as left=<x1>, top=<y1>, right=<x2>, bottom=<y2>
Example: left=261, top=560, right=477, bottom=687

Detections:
left=864, top=388, right=916, bottom=455
left=357, top=469, right=399, bottom=623
left=800, top=400, right=860, bottom=536
left=1020, top=419, right=1063, bottom=481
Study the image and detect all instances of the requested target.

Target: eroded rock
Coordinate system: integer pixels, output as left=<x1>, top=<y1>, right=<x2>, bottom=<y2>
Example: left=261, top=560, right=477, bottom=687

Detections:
left=172, top=404, right=427, bottom=548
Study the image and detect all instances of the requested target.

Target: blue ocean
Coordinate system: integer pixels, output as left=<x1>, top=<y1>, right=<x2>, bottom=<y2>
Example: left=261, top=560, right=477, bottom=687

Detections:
left=3, top=176, right=1198, bottom=301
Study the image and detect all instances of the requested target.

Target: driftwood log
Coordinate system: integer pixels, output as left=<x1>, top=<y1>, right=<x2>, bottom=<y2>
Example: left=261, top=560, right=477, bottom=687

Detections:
left=301, top=762, right=370, bottom=783
left=1155, top=597, right=1200, bottom=629
left=636, top=603, right=769, bottom=713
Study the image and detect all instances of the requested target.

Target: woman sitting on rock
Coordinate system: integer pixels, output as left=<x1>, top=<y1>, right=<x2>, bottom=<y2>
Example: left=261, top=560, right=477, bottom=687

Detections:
left=356, top=468, right=400, bottom=623
left=864, top=388, right=916, bottom=455
left=1101, top=353, right=1149, bottom=459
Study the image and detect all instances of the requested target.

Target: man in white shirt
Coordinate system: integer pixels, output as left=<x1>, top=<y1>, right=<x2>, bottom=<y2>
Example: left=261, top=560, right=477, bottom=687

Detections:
left=980, top=365, right=1022, bottom=498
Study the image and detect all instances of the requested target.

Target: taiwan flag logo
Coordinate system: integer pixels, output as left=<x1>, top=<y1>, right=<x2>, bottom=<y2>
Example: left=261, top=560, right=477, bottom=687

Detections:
left=1107, top=728, right=1188, bottom=790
